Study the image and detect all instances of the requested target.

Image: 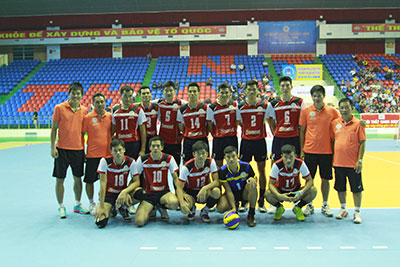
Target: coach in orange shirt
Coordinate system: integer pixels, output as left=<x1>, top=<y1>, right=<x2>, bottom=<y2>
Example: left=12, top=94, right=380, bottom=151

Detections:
left=51, top=82, right=89, bottom=219
left=82, top=92, right=112, bottom=215
left=331, top=98, right=366, bottom=224
left=299, top=85, right=340, bottom=217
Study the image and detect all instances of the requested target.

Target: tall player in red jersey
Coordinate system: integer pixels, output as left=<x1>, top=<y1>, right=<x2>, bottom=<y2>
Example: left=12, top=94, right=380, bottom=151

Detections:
left=267, top=76, right=306, bottom=162
left=177, top=82, right=209, bottom=163
left=94, top=139, right=140, bottom=228
left=112, top=85, right=147, bottom=160
left=137, top=86, right=159, bottom=153
left=265, top=144, right=317, bottom=221
left=175, top=141, right=220, bottom=223
left=134, top=136, right=180, bottom=227
left=206, top=83, right=239, bottom=168
left=237, top=80, right=269, bottom=212
left=158, top=81, right=187, bottom=166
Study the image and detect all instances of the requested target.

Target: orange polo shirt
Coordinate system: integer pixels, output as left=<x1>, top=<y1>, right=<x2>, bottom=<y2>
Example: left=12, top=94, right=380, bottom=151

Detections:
left=299, top=104, right=340, bottom=154
left=331, top=116, right=366, bottom=168
left=53, top=101, right=88, bottom=150
left=82, top=110, right=112, bottom=158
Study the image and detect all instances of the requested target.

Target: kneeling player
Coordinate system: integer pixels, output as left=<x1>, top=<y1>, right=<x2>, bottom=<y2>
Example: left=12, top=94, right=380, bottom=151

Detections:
left=217, top=146, right=257, bottom=227
left=176, top=141, right=220, bottom=223
left=94, top=139, right=140, bottom=228
left=134, top=136, right=180, bottom=227
left=265, top=144, right=317, bottom=221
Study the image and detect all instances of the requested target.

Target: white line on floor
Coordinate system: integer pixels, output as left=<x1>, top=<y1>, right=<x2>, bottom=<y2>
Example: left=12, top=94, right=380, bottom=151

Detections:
left=140, top=247, right=158, bottom=250
left=307, top=246, right=322, bottom=250
left=176, top=247, right=191, bottom=250
left=241, top=247, right=257, bottom=250
left=208, top=247, right=224, bottom=250
left=274, top=247, right=289, bottom=250
left=365, top=154, right=400, bottom=166
left=372, top=246, right=388, bottom=249
left=340, top=246, right=355, bottom=249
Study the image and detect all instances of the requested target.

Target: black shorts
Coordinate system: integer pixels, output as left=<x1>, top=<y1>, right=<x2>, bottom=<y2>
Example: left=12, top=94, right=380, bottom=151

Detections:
left=184, top=188, right=202, bottom=202
left=271, top=136, right=300, bottom=161
left=52, top=148, right=84, bottom=179
left=163, top=143, right=182, bottom=166
left=125, top=141, right=141, bottom=160
left=304, top=153, right=333, bottom=180
left=105, top=193, right=119, bottom=206
left=334, top=167, right=364, bottom=193
left=212, top=136, right=238, bottom=161
left=239, top=138, right=267, bottom=162
left=84, top=157, right=102, bottom=183
left=142, top=190, right=170, bottom=206
left=182, top=137, right=209, bottom=163
left=145, top=135, right=156, bottom=154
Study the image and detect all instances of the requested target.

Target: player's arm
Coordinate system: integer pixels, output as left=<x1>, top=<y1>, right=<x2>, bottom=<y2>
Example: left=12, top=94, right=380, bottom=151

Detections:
left=95, top=173, right=107, bottom=220
left=174, top=178, right=192, bottom=215
left=222, top=182, right=237, bottom=213
left=299, top=125, right=306, bottom=159
left=206, top=106, right=214, bottom=134
left=354, top=140, right=366, bottom=174
left=266, top=118, right=276, bottom=135
left=117, top=174, right=140, bottom=206
left=138, top=124, right=147, bottom=156
left=111, top=124, right=116, bottom=139
left=197, top=172, right=220, bottom=203
left=50, top=121, right=59, bottom=158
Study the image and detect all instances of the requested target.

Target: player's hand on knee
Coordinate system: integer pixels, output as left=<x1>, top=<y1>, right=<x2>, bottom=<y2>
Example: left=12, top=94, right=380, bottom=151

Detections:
left=180, top=202, right=191, bottom=215
left=124, top=194, right=133, bottom=206
left=183, top=194, right=192, bottom=203
left=247, top=178, right=257, bottom=189
left=197, top=188, right=207, bottom=203
left=95, top=206, right=105, bottom=221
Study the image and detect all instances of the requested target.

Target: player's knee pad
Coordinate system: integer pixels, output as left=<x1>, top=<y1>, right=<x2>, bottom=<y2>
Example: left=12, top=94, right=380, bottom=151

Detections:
left=206, top=196, right=219, bottom=208
left=133, top=188, right=146, bottom=200
left=96, top=218, right=109, bottom=229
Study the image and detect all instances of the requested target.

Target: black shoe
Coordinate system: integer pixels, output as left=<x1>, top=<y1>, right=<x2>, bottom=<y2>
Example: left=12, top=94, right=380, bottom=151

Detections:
left=247, top=215, right=256, bottom=227
left=118, top=206, right=132, bottom=222
left=110, top=206, right=117, bottom=217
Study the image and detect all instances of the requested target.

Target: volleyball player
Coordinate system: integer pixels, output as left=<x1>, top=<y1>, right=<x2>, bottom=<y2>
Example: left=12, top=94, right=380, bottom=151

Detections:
left=137, top=86, right=159, bottom=153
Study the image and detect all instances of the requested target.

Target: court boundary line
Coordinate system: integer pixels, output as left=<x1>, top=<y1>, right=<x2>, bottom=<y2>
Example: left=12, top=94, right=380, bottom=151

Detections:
left=365, top=154, right=400, bottom=166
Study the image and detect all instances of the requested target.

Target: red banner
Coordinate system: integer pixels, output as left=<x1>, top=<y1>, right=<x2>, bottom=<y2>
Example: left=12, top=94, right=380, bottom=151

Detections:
left=352, top=24, right=400, bottom=32
left=0, top=26, right=227, bottom=40
left=360, top=113, right=400, bottom=128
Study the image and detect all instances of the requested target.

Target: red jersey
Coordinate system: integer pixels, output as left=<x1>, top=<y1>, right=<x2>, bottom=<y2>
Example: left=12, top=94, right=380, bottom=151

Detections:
left=237, top=100, right=269, bottom=140
left=206, top=100, right=237, bottom=137
left=137, top=102, right=159, bottom=137
left=270, top=158, right=310, bottom=192
left=112, top=103, right=147, bottom=142
left=97, top=156, right=138, bottom=196
left=157, top=99, right=186, bottom=144
left=179, top=157, right=218, bottom=190
left=136, top=152, right=179, bottom=194
left=267, top=96, right=305, bottom=138
left=177, top=102, right=208, bottom=139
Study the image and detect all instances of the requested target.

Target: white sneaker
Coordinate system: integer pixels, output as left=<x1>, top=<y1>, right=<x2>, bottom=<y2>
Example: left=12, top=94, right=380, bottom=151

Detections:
left=321, top=205, right=333, bottom=217
left=303, top=204, right=314, bottom=216
left=353, top=212, right=362, bottom=224
left=89, top=203, right=96, bottom=216
left=336, top=208, right=349, bottom=220
left=128, top=205, right=136, bottom=214
left=266, top=205, right=276, bottom=214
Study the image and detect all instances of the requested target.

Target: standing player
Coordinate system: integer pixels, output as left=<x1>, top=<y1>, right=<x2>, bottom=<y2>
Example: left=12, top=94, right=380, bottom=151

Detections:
left=236, top=80, right=269, bottom=212
left=158, top=81, right=186, bottom=166
left=206, top=83, right=238, bottom=168
left=137, top=86, right=158, bottom=153
left=266, top=76, right=306, bottom=213
left=217, top=146, right=258, bottom=227
left=331, top=98, right=366, bottom=224
left=82, top=93, right=112, bottom=215
left=265, top=144, right=317, bottom=221
left=175, top=141, right=220, bottom=222
left=134, top=136, right=180, bottom=227
left=177, top=82, right=209, bottom=163
left=51, top=82, right=89, bottom=218
left=94, top=139, right=140, bottom=228
left=112, top=85, right=147, bottom=160
left=299, top=85, right=340, bottom=217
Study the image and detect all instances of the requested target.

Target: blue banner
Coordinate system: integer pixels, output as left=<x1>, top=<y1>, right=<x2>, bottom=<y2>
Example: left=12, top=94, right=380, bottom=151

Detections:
left=258, top=21, right=316, bottom=54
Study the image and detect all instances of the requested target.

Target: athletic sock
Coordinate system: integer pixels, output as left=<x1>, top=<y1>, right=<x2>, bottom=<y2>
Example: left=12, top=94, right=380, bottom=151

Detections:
left=341, top=203, right=347, bottom=209
left=309, top=201, right=313, bottom=206
left=59, top=203, right=65, bottom=208
left=74, top=200, right=81, bottom=206
left=322, top=201, right=328, bottom=206
left=248, top=208, right=255, bottom=216
left=355, top=207, right=361, bottom=213
left=89, top=199, right=95, bottom=205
